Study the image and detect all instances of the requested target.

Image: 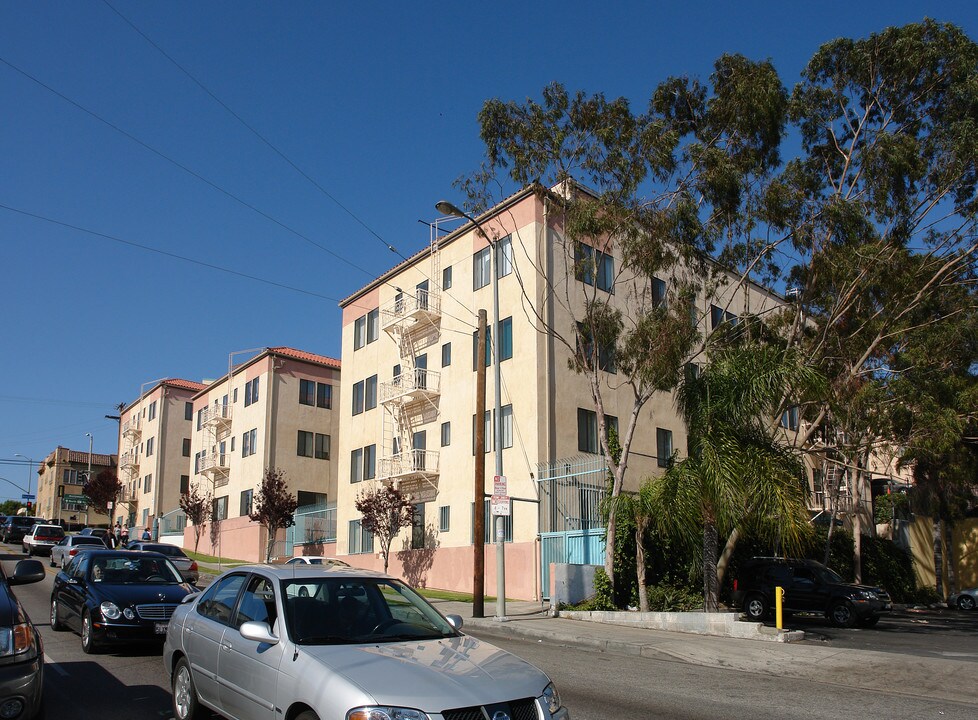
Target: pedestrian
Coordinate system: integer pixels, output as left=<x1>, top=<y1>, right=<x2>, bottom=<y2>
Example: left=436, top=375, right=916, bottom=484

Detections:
left=121, top=525, right=129, bottom=546
left=114, top=522, right=122, bottom=541
left=141, top=526, right=151, bottom=541
left=104, top=530, right=116, bottom=549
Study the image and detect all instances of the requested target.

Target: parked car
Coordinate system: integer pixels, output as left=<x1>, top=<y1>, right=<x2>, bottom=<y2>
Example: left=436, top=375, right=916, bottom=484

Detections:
left=125, top=543, right=199, bottom=584
left=0, top=558, right=47, bottom=720
left=77, top=527, right=111, bottom=547
left=732, top=556, right=892, bottom=628
left=947, top=586, right=977, bottom=611
left=164, top=564, right=569, bottom=720
left=1, top=517, right=46, bottom=545
left=284, top=555, right=350, bottom=567
left=50, top=534, right=109, bottom=568
left=50, top=549, right=196, bottom=654
left=22, top=524, right=66, bottom=556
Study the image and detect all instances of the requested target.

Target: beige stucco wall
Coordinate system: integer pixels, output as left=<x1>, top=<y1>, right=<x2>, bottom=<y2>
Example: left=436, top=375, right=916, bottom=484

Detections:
left=906, top=515, right=978, bottom=595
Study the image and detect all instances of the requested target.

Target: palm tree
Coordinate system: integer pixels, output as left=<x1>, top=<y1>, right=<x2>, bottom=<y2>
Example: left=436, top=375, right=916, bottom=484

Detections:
left=647, top=343, right=821, bottom=611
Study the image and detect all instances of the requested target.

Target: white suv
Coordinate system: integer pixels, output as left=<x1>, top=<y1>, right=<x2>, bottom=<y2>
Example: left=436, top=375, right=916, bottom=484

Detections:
left=23, top=524, right=66, bottom=556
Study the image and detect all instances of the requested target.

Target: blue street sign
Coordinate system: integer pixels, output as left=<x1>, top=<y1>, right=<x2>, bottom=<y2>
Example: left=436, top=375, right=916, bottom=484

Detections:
left=21, top=494, right=35, bottom=500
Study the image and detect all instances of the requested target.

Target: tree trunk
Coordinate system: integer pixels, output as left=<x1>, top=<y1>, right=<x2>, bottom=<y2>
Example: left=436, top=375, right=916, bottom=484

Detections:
left=635, top=518, right=648, bottom=612
left=933, top=518, right=945, bottom=599
left=945, top=520, right=957, bottom=595
left=716, top=526, right=739, bottom=589
left=853, top=460, right=864, bottom=584
left=703, top=520, right=719, bottom=613
left=265, top=525, right=277, bottom=563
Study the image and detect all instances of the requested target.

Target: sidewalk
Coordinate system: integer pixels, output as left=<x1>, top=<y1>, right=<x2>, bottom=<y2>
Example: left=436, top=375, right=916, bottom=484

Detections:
left=429, top=599, right=978, bottom=707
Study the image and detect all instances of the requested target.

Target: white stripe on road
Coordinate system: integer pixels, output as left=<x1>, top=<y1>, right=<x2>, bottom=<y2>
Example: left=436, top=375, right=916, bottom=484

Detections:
left=44, top=654, right=69, bottom=676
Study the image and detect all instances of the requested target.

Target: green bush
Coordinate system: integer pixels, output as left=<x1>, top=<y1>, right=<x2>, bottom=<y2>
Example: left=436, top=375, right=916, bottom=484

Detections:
left=575, top=566, right=617, bottom=611
left=910, top=586, right=943, bottom=605
left=646, top=583, right=703, bottom=612
left=861, top=536, right=917, bottom=602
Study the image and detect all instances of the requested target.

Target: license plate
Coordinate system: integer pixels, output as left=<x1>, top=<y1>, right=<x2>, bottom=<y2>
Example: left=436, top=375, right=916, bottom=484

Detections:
left=154, top=622, right=169, bottom=635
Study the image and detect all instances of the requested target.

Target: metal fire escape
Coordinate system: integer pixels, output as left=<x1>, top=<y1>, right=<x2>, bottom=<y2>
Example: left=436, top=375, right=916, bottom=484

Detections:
left=199, top=400, right=232, bottom=488
left=119, top=415, right=141, bottom=507
left=378, top=221, right=444, bottom=501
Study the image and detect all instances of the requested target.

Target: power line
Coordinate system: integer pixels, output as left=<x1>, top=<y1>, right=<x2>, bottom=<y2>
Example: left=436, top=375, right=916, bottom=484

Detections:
left=100, top=0, right=407, bottom=263
left=0, top=55, right=375, bottom=280
left=0, top=202, right=341, bottom=302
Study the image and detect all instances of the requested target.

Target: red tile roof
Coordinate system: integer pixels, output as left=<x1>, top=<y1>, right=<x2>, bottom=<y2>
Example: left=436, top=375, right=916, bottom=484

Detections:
left=41, top=447, right=117, bottom=469
left=268, top=347, right=341, bottom=369
left=163, top=378, right=208, bottom=392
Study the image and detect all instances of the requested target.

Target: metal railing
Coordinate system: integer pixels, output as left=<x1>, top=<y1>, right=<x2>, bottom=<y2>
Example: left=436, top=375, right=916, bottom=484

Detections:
left=379, top=450, right=440, bottom=480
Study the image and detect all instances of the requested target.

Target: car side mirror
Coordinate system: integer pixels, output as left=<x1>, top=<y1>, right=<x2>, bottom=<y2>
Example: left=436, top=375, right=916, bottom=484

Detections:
left=239, top=620, right=278, bottom=645
left=445, top=614, right=464, bottom=630
left=9, top=559, right=45, bottom=586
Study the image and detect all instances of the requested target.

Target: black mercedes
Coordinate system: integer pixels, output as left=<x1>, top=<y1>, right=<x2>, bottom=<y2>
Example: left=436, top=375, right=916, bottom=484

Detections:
left=50, top=549, right=196, bottom=654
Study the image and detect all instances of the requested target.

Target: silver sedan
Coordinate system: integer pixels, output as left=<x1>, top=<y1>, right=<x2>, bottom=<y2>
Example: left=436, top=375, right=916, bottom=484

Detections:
left=49, top=534, right=107, bottom=568
left=948, top=586, right=977, bottom=611
left=164, top=564, right=569, bottom=720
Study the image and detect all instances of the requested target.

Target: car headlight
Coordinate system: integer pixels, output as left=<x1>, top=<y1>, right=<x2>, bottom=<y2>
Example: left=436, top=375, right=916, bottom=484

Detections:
left=0, top=623, right=35, bottom=657
left=543, top=682, right=562, bottom=714
left=347, top=708, right=429, bottom=720
left=100, top=601, right=122, bottom=620
left=856, top=591, right=878, bottom=601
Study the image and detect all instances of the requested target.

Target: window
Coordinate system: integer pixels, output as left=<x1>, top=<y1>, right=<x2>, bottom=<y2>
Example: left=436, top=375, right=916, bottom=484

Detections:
left=315, top=433, right=330, bottom=460
left=197, top=408, right=203, bottom=430
left=363, top=444, right=376, bottom=480
left=577, top=409, right=618, bottom=454
left=366, top=308, right=380, bottom=343
left=180, top=475, right=190, bottom=494
left=499, top=317, right=513, bottom=361
left=473, top=500, right=513, bottom=542
left=416, top=280, right=429, bottom=311
left=473, top=247, right=491, bottom=290
left=440, top=421, right=451, bottom=447
left=148, top=401, right=157, bottom=421
left=317, top=382, right=332, bottom=409
left=297, top=430, right=314, bottom=458
left=146, top=437, right=155, bottom=457
left=194, top=452, right=201, bottom=474
left=242, top=428, right=257, bottom=458
left=185, top=402, right=193, bottom=421
left=299, top=379, right=316, bottom=406
left=685, top=362, right=700, bottom=381
left=196, top=574, right=247, bottom=624
left=439, top=505, right=451, bottom=533
left=244, top=378, right=259, bottom=407
left=348, top=519, right=374, bottom=554
left=182, top=438, right=191, bottom=457
left=354, top=315, right=367, bottom=350
left=497, top=235, right=513, bottom=277
left=577, top=322, right=615, bottom=373
left=350, top=449, right=363, bottom=483
left=352, top=380, right=365, bottom=415
left=412, top=503, right=425, bottom=549
left=441, top=342, right=452, bottom=367
left=62, top=468, right=78, bottom=484
left=652, top=277, right=667, bottom=307
left=710, top=304, right=738, bottom=329
left=781, top=406, right=800, bottom=432
left=240, top=489, right=253, bottom=517
left=230, top=436, right=235, bottom=452
left=365, top=375, right=378, bottom=411
left=233, top=388, right=238, bottom=403
left=212, top=495, right=228, bottom=521
left=500, top=404, right=513, bottom=449
left=472, top=327, right=492, bottom=370
left=442, top=265, right=452, bottom=289
left=143, top=474, right=152, bottom=494
left=473, top=410, right=491, bottom=454
left=575, top=244, right=615, bottom=292
left=235, top=575, right=276, bottom=629
left=657, top=428, right=673, bottom=468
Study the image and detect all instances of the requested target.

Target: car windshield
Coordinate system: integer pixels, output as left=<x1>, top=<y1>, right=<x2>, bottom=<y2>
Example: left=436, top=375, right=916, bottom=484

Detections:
left=136, top=544, right=187, bottom=558
left=813, top=564, right=845, bottom=584
left=89, top=556, right=183, bottom=584
left=283, top=577, right=457, bottom=645
left=36, top=526, right=65, bottom=537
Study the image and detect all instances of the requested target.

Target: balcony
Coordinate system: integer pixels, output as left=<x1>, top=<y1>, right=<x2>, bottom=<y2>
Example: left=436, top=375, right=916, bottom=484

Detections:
left=119, top=485, right=137, bottom=504
left=199, top=453, right=230, bottom=484
left=122, top=417, right=141, bottom=440
left=120, top=450, right=139, bottom=474
left=380, top=289, right=441, bottom=333
left=201, top=402, right=232, bottom=430
left=381, top=368, right=441, bottom=407
left=379, top=450, right=440, bottom=483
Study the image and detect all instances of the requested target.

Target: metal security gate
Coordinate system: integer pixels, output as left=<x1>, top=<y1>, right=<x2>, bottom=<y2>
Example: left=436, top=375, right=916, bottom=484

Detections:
left=285, top=502, right=336, bottom=557
left=536, top=455, right=608, bottom=598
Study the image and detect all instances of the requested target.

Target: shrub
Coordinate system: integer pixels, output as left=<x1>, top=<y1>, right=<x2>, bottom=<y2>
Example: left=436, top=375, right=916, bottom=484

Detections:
left=861, top=536, right=917, bottom=602
left=575, top=566, right=617, bottom=611
left=646, top=584, right=703, bottom=612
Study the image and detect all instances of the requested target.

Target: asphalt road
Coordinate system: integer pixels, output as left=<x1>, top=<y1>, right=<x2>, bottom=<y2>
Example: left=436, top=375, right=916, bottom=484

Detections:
left=4, top=549, right=977, bottom=720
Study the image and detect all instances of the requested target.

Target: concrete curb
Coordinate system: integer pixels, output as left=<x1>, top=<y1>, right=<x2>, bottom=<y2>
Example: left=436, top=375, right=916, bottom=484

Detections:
left=556, top=609, right=806, bottom=642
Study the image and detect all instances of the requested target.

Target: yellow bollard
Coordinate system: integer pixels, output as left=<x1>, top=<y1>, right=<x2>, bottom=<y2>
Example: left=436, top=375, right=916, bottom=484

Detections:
left=775, top=586, right=784, bottom=629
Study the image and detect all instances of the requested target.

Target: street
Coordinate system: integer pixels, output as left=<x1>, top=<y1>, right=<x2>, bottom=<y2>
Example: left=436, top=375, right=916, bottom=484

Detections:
left=6, top=553, right=978, bottom=720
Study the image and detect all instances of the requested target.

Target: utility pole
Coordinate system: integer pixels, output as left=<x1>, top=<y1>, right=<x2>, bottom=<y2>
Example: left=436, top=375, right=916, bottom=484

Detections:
left=473, top=310, right=487, bottom=618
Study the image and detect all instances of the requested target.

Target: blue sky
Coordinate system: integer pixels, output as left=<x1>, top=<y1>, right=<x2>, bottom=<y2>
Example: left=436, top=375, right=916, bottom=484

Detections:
left=1, top=1, right=974, bottom=501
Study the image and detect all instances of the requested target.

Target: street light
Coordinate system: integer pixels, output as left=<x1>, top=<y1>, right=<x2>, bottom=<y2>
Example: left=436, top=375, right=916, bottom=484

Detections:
left=86, top=433, right=94, bottom=527
left=13, top=454, right=33, bottom=511
left=435, top=200, right=508, bottom=621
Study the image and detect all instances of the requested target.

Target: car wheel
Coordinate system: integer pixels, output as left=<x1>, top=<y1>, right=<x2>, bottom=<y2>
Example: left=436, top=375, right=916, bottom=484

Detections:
left=172, top=657, right=210, bottom=720
left=829, top=600, right=858, bottom=628
left=49, top=555, right=56, bottom=568
left=81, top=610, right=100, bottom=654
left=958, top=595, right=976, bottom=611
left=50, top=599, right=64, bottom=632
left=25, top=545, right=32, bottom=557
left=295, top=711, right=320, bottom=720
left=857, top=614, right=880, bottom=628
left=744, top=593, right=768, bottom=622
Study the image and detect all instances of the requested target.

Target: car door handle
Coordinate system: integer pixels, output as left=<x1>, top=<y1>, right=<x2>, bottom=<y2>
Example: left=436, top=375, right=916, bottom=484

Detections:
left=222, top=641, right=232, bottom=652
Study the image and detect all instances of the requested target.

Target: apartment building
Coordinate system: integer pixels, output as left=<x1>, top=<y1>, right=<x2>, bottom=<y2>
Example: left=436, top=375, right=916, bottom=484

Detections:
left=34, top=446, right=117, bottom=527
left=188, top=347, right=340, bottom=562
left=118, top=378, right=207, bottom=534
left=336, top=183, right=785, bottom=600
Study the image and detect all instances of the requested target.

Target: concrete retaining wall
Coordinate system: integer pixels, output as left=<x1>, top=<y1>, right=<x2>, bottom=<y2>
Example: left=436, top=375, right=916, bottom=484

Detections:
left=556, top=609, right=803, bottom=642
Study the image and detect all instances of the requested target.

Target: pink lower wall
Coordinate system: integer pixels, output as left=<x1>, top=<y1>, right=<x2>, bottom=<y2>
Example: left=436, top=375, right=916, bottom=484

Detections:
left=299, top=541, right=540, bottom=601
left=184, top=517, right=268, bottom=563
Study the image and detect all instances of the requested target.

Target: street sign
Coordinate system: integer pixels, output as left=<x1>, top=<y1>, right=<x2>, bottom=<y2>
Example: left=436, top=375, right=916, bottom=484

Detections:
left=493, top=475, right=507, bottom=496
left=63, top=494, right=87, bottom=504
left=491, top=495, right=510, bottom=516
left=21, top=494, right=35, bottom=501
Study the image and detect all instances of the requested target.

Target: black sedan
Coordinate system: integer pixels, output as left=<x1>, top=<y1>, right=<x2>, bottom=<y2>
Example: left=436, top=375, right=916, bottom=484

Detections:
left=50, top=549, right=196, bottom=654
left=0, top=559, right=46, bottom=720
